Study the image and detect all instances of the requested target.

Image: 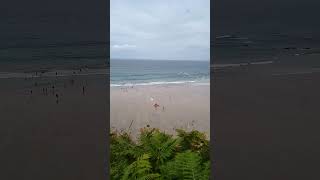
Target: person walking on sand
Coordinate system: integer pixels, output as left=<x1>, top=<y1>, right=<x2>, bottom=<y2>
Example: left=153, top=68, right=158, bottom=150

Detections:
left=55, top=93, right=60, bottom=104
left=82, top=86, right=85, bottom=95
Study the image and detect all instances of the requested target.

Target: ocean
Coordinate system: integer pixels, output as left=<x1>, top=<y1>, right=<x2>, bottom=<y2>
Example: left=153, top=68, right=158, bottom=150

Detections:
left=214, top=33, right=320, bottom=64
left=110, top=59, right=209, bottom=87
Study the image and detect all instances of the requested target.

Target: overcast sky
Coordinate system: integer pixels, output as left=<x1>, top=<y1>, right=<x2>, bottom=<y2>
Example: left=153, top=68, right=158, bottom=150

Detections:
left=214, top=0, right=320, bottom=36
left=111, top=0, right=210, bottom=61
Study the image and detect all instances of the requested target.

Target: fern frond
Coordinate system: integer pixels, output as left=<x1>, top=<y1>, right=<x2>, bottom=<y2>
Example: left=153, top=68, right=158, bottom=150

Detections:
left=175, top=151, right=202, bottom=179
left=138, top=129, right=180, bottom=169
left=121, top=153, right=160, bottom=180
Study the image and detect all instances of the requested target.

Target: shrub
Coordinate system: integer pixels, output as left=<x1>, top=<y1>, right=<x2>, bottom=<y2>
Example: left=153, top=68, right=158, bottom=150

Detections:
left=110, top=127, right=211, bottom=180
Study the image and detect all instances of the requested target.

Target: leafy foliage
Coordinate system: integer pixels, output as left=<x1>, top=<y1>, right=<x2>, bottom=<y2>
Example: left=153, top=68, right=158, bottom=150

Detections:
left=121, top=154, right=160, bottom=180
left=176, top=129, right=210, bottom=161
left=110, top=128, right=211, bottom=180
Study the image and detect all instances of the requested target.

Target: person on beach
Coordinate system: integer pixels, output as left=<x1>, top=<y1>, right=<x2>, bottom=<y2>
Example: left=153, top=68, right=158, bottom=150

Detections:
left=153, top=103, right=160, bottom=109
left=55, top=94, right=59, bottom=104
left=82, top=86, right=85, bottom=95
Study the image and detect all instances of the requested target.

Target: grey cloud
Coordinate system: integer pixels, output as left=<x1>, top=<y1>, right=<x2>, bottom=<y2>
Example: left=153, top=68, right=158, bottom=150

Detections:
left=111, top=0, right=210, bottom=61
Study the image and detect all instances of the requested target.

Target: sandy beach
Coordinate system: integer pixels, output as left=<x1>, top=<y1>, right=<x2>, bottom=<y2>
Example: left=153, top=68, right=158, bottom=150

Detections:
left=110, top=84, right=210, bottom=138
left=213, top=54, right=320, bottom=179
left=0, top=71, right=108, bottom=180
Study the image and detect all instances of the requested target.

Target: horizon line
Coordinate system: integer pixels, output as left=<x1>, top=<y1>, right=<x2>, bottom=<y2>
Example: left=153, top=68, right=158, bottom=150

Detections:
left=110, top=58, right=210, bottom=62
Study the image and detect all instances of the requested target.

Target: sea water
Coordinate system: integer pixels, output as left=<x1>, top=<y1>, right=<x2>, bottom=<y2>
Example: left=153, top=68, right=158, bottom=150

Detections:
left=111, top=59, right=209, bottom=87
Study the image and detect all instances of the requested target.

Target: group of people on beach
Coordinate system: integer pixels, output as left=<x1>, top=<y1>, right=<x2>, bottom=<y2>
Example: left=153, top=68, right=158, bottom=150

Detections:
left=27, top=69, right=87, bottom=104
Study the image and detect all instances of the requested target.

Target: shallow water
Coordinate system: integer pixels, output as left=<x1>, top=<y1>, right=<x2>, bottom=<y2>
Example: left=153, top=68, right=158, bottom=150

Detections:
left=111, top=59, right=209, bottom=86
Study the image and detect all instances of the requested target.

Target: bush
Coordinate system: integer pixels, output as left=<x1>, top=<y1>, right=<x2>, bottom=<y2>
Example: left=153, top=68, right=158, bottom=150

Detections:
left=110, top=127, right=211, bottom=180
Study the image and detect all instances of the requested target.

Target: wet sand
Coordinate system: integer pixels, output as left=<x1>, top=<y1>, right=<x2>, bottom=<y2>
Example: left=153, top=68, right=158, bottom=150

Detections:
left=213, top=58, right=320, bottom=179
left=110, top=84, right=210, bottom=138
left=0, top=72, right=108, bottom=180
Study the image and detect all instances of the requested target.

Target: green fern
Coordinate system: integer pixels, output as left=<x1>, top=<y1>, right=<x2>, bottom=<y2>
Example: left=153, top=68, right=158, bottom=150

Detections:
left=121, top=154, right=160, bottom=180
left=160, top=151, right=209, bottom=180
left=138, top=128, right=180, bottom=169
left=159, top=160, right=178, bottom=179
left=110, top=128, right=211, bottom=180
left=175, top=151, right=202, bottom=179
left=176, top=129, right=209, bottom=160
left=110, top=131, right=137, bottom=179
left=199, top=161, right=210, bottom=180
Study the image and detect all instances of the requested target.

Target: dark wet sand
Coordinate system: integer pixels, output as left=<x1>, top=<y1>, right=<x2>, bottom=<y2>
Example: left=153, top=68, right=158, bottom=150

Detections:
left=0, top=74, right=108, bottom=180
left=213, top=62, right=320, bottom=179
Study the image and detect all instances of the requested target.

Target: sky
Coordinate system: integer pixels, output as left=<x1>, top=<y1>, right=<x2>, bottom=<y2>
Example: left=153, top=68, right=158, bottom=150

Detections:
left=1, top=0, right=108, bottom=65
left=214, top=0, right=320, bottom=36
left=111, top=0, right=210, bottom=61
left=1, top=0, right=107, bottom=47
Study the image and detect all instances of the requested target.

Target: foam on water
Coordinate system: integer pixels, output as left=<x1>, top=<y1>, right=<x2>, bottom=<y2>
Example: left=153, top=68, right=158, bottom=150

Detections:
left=110, top=59, right=210, bottom=87
left=110, top=80, right=208, bottom=87
left=0, top=69, right=108, bottom=79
